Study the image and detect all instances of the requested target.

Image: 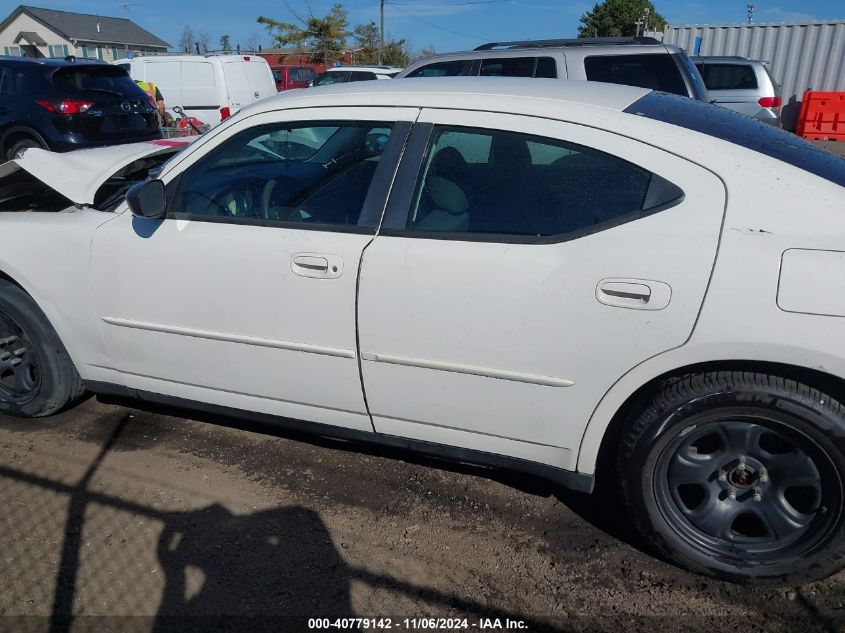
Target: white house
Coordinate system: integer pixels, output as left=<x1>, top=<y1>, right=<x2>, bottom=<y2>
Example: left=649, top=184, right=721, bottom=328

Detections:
left=0, top=5, right=169, bottom=62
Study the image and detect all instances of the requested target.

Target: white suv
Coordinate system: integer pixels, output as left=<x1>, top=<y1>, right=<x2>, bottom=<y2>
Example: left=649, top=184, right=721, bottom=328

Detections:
left=311, top=65, right=403, bottom=86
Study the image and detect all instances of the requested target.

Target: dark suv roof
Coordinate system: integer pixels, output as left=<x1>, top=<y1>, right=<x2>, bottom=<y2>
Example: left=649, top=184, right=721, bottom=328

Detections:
left=0, top=56, right=109, bottom=69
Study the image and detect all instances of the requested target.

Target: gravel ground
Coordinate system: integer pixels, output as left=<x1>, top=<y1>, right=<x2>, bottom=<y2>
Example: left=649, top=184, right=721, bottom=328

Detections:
left=1, top=397, right=844, bottom=633
left=816, top=140, right=845, bottom=156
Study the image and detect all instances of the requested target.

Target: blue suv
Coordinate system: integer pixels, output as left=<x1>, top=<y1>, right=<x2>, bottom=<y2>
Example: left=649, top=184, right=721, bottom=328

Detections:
left=0, top=56, right=161, bottom=161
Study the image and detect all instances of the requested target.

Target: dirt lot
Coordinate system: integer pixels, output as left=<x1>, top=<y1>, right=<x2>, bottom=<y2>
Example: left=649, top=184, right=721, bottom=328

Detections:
left=1, top=397, right=844, bottom=633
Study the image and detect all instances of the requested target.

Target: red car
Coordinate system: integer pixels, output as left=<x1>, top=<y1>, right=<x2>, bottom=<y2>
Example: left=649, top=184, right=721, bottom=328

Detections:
left=271, top=65, right=319, bottom=91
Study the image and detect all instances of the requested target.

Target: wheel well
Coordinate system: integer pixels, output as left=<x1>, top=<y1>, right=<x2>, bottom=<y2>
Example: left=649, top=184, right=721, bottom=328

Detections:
left=592, top=360, right=845, bottom=487
left=0, top=270, right=26, bottom=292
left=1, top=128, right=45, bottom=156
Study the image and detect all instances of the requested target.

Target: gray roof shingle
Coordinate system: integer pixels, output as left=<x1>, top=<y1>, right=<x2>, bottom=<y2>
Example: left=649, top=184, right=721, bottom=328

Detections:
left=6, top=5, right=170, bottom=48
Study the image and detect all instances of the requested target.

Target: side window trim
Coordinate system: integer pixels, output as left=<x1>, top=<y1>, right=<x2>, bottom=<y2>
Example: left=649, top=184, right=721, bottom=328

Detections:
left=165, top=120, right=412, bottom=235
left=379, top=122, right=685, bottom=245
left=381, top=123, right=434, bottom=231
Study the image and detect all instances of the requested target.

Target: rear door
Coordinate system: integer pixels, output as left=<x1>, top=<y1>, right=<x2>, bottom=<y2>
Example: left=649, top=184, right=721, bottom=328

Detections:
left=244, top=58, right=276, bottom=102
left=221, top=59, right=251, bottom=112
left=180, top=60, right=221, bottom=126
left=357, top=109, right=725, bottom=469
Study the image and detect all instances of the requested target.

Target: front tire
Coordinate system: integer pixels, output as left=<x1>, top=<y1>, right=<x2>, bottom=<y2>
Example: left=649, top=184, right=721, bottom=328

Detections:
left=0, top=279, right=84, bottom=417
left=619, top=371, right=845, bottom=585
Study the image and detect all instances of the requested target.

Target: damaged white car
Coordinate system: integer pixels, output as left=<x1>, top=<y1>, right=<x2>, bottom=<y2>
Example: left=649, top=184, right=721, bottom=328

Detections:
left=2, top=78, right=845, bottom=585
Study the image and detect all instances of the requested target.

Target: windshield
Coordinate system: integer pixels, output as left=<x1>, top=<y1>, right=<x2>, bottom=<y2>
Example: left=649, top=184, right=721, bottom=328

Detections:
left=624, top=91, right=845, bottom=188
left=313, top=71, right=348, bottom=86
left=51, top=65, right=145, bottom=97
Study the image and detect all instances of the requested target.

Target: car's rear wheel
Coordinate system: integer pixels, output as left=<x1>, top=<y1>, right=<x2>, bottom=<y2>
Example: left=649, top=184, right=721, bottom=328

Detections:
left=6, top=137, right=44, bottom=161
left=619, top=371, right=845, bottom=584
left=0, top=279, right=84, bottom=417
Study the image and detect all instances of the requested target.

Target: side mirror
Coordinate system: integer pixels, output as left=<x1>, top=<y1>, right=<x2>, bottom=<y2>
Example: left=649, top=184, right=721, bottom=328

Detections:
left=126, top=179, right=166, bottom=219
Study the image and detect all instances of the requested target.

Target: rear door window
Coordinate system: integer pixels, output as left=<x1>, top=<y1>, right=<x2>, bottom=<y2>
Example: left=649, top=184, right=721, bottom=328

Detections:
left=405, top=60, right=473, bottom=78
left=350, top=71, right=377, bottom=81
left=696, top=63, right=758, bottom=90
left=290, top=67, right=317, bottom=83
left=313, top=71, right=350, bottom=86
left=478, top=56, right=558, bottom=78
left=585, top=54, right=688, bottom=96
left=403, top=126, right=680, bottom=239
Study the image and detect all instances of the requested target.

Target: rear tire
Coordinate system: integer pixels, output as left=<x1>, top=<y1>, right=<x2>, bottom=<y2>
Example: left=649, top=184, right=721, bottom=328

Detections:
left=0, top=279, right=84, bottom=417
left=6, top=137, right=44, bottom=161
left=619, top=371, right=845, bottom=585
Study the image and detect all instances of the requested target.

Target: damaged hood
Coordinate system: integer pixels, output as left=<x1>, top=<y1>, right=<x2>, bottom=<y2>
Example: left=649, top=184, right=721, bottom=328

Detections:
left=0, top=139, right=192, bottom=206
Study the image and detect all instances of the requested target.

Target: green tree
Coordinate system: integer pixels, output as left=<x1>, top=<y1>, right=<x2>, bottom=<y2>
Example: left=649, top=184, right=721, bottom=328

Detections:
left=352, top=21, right=379, bottom=64
left=382, top=38, right=410, bottom=66
left=257, top=4, right=349, bottom=64
left=578, top=0, right=665, bottom=38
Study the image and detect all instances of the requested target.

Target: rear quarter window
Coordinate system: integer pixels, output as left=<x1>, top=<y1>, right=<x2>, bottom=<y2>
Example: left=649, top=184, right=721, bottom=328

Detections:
left=585, top=54, right=688, bottom=97
left=624, top=91, right=845, bottom=188
left=405, top=60, right=473, bottom=78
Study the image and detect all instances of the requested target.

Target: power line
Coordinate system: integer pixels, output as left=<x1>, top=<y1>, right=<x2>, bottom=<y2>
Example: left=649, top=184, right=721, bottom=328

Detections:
left=387, top=3, right=486, bottom=40
left=387, top=0, right=508, bottom=5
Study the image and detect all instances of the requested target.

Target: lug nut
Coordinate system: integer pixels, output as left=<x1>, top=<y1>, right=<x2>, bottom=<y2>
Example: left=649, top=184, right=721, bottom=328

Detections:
left=759, top=468, right=769, bottom=483
left=718, top=469, right=727, bottom=482
left=0, top=336, right=14, bottom=346
left=753, top=488, right=762, bottom=502
left=728, top=486, right=737, bottom=500
left=12, top=348, right=24, bottom=357
left=10, top=358, right=21, bottom=367
left=0, top=352, right=9, bottom=362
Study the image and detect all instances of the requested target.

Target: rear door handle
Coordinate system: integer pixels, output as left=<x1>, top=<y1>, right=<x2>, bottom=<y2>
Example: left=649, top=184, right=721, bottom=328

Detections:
left=291, top=253, right=343, bottom=279
left=597, top=279, right=671, bottom=310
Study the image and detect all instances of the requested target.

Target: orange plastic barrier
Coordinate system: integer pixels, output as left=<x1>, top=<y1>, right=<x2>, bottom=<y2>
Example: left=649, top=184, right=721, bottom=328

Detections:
left=796, top=91, right=845, bottom=141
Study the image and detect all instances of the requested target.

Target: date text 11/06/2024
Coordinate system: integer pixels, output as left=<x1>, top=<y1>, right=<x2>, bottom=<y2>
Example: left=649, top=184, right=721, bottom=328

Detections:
left=307, top=618, right=529, bottom=629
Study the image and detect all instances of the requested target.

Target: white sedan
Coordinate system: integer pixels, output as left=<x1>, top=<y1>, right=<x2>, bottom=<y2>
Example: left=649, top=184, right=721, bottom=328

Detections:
left=1, top=78, right=844, bottom=585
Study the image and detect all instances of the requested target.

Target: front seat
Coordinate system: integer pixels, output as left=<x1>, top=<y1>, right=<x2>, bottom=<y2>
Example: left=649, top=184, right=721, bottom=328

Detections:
left=412, top=147, right=471, bottom=232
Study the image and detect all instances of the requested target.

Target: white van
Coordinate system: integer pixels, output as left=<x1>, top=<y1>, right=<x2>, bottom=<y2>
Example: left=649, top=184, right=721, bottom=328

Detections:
left=114, top=54, right=276, bottom=128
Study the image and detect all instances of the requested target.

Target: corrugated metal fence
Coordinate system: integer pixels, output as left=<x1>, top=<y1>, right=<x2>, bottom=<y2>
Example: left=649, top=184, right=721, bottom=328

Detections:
left=658, top=21, right=845, bottom=130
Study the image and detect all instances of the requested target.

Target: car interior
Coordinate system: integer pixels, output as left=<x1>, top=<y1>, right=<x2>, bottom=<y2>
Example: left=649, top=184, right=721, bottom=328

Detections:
left=174, top=123, right=392, bottom=227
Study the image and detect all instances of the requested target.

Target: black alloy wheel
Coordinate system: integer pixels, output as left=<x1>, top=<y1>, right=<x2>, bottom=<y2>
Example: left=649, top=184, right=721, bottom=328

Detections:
left=0, top=311, right=41, bottom=404
left=654, top=417, right=840, bottom=563
left=620, top=371, right=845, bottom=584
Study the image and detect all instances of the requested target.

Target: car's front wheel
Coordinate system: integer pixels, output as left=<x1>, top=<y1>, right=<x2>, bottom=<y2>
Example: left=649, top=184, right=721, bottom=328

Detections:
left=620, top=371, right=845, bottom=584
left=0, top=279, right=84, bottom=417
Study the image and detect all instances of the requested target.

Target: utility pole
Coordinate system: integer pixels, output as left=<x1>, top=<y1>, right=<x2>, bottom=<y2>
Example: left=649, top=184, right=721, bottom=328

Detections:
left=379, top=0, right=385, bottom=65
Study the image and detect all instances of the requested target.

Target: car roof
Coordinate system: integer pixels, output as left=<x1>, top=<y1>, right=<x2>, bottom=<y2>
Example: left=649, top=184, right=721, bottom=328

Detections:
left=246, top=76, right=650, bottom=114
left=0, top=55, right=109, bottom=68
left=324, top=65, right=402, bottom=72
left=692, top=56, right=768, bottom=65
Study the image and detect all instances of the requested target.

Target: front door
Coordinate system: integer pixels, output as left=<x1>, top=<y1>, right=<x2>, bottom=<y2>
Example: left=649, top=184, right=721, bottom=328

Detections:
left=92, top=107, right=416, bottom=431
left=357, top=109, right=726, bottom=468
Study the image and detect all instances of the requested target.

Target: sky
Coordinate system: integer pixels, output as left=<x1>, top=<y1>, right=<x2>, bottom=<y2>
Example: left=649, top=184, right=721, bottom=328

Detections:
left=23, top=0, right=845, bottom=54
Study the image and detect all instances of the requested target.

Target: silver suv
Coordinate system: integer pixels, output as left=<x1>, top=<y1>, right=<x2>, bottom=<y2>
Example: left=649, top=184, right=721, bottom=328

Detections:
left=693, top=56, right=782, bottom=125
left=396, top=37, right=708, bottom=101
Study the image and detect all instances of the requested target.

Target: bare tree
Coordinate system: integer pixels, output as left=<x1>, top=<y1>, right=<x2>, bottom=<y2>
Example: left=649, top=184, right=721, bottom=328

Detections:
left=245, top=33, right=262, bottom=52
left=197, top=31, right=211, bottom=53
left=219, top=34, right=232, bottom=51
left=178, top=25, right=195, bottom=53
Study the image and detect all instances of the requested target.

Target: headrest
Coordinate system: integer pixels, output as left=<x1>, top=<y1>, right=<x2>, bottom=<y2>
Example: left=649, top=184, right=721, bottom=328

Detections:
left=427, top=176, right=469, bottom=215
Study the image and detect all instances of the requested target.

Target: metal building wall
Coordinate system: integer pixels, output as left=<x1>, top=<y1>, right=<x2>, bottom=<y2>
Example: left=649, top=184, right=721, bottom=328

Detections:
left=660, top=21, right=845, bottom=129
